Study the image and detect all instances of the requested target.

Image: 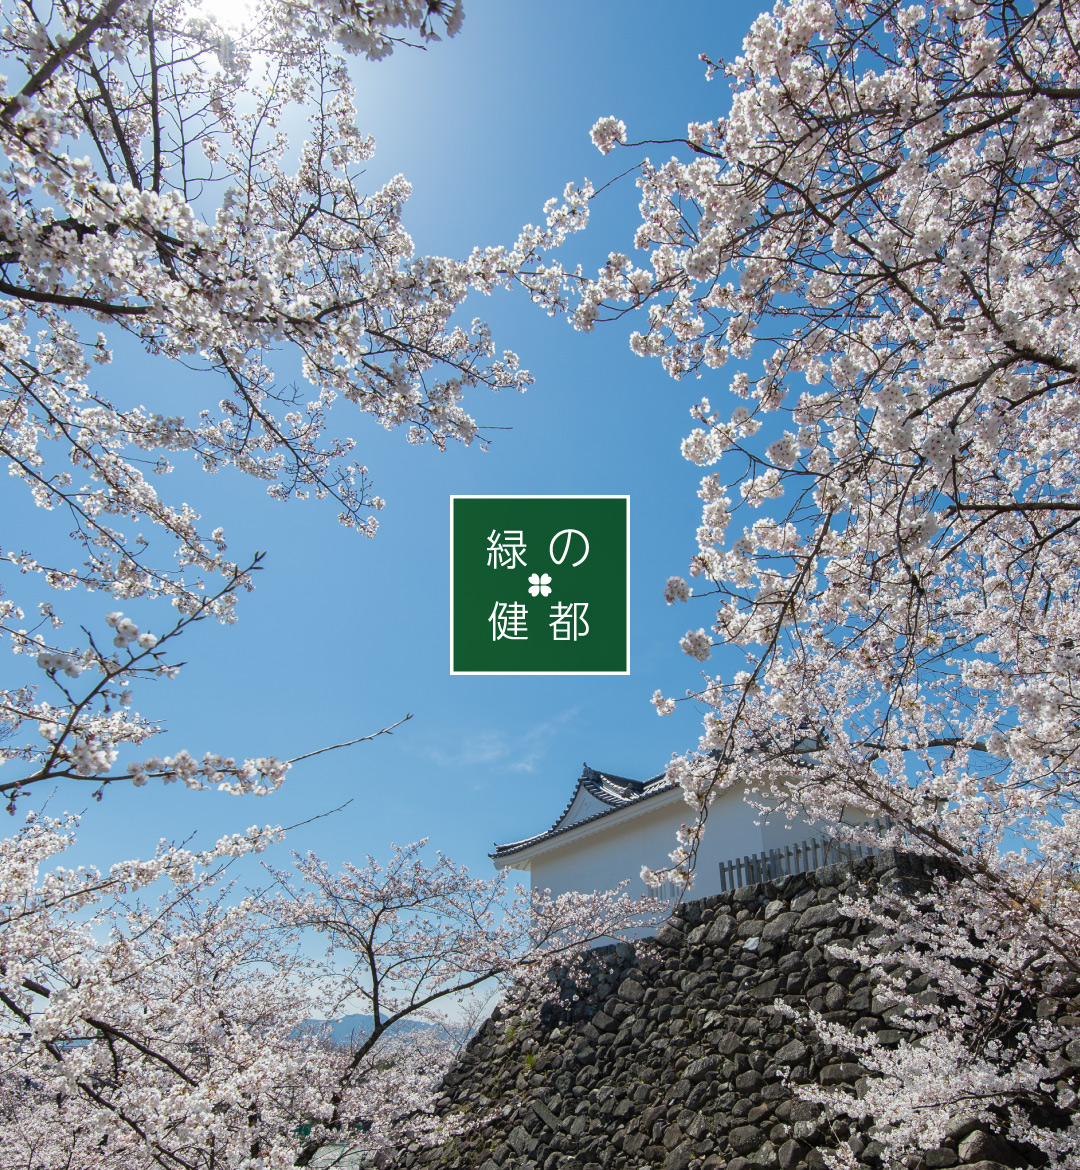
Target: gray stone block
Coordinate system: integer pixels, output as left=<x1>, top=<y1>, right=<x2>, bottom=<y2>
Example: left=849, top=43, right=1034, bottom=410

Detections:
left=729, top=1124, right=765, bottom=1154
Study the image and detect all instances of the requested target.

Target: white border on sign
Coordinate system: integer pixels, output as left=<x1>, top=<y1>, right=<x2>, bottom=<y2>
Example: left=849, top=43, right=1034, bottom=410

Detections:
left=449, top=494, right=631, bottom=676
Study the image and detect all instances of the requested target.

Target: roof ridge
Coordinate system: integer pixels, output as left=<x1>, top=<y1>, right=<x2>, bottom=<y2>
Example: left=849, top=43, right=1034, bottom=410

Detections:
left=491, top=763, right=676, bottom=861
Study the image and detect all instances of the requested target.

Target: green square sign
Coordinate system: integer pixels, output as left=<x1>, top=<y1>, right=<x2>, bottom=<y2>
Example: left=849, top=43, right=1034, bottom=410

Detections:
left=450, top=496, right=629, bottom=675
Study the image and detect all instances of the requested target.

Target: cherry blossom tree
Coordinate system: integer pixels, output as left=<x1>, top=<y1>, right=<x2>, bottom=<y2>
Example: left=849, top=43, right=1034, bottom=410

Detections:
left=273, top=841, right=663, bottom=1166
left=0, top=0, right=516, bottom=595
left=527, top=0, right=1080, bottom=1162
left=0, top=819, right=662, bottom=1170
left=0, top=0, right=593, bottom=806
left=0, top=1, right=638, bottom=1164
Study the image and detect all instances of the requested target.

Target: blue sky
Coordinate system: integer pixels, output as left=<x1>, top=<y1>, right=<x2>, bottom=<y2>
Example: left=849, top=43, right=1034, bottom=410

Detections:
left=5, top=1, right=772, bottom=883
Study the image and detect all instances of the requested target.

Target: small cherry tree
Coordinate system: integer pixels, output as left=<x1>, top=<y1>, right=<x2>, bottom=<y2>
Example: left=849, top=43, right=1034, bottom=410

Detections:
left=273, top=841, right=664, bottom=1166
left=0, top=819, right=663, bottom=1170
left=527, top=0, right=1080, bottom=1162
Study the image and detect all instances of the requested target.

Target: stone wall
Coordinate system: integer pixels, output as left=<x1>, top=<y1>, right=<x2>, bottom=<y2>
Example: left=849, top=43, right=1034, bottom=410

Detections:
left=389, top=850, right=1063, bottom=1170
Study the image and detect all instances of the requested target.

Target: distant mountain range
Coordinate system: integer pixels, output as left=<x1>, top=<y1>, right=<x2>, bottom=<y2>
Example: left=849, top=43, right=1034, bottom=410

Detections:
left=298, top=1014, right=435, bottom=1046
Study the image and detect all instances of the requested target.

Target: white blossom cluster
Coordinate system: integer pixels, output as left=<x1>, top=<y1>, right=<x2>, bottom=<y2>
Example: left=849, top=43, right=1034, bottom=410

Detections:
left=663, top=575, right=691, bottom=604
left=678, top=627, right=712, bottom=662
left=650, top=688, right=676, bottom=716
left=104, top=611, right=157, bottom=650
left=589, top=115, right=627, bottom=155
left=34, top=649, right=82, bottom=677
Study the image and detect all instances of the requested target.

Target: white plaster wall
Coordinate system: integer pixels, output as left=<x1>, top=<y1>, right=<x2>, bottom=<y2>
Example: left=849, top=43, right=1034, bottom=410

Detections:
left=525, top=802, right=684, bottom=900
left=507, top=785, right=825, bottom=901
left=519, top=789, right=756, bottom=899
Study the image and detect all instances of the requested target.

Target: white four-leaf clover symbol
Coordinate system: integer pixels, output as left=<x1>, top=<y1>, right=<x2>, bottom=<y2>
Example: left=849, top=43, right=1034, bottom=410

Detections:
left=528, top=572, right=552, bottom=597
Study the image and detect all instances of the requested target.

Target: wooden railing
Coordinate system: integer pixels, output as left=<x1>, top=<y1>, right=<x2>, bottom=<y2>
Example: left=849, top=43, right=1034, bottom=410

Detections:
left=717, top=824, right=891, bottom=893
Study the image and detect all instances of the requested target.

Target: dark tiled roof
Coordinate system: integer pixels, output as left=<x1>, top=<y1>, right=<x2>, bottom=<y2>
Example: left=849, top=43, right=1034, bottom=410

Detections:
left=491, top=763, right=670, bottom=861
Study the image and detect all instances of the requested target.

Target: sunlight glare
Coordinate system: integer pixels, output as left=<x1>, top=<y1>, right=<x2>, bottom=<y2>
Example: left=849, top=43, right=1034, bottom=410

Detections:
left=195, top=0, right=256, bottom=33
